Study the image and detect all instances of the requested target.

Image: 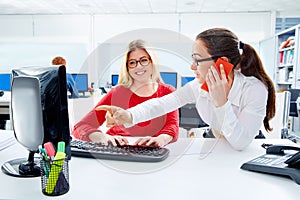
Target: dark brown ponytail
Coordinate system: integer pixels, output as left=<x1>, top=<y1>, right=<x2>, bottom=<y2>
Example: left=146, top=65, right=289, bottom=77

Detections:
left=240, top=44, right=276, bottom=131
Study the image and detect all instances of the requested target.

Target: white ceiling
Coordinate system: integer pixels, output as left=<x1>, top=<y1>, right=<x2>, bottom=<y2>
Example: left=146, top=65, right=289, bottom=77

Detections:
left=0, top=0, right=299, bottom=15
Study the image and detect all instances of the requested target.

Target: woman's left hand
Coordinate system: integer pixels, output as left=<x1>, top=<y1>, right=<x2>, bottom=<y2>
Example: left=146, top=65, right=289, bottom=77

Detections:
left=206, top=64, right=232, bottom=107
left=133, top=134, right=173, bottom=147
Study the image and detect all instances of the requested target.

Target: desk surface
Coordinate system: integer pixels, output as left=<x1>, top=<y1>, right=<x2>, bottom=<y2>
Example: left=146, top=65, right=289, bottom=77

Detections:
left=0, top=130, right=300, bottom=200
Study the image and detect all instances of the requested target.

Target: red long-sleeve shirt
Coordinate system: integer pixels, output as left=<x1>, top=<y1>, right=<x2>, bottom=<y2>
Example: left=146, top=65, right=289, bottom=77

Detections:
left=72, top=83, right=179, bottom=143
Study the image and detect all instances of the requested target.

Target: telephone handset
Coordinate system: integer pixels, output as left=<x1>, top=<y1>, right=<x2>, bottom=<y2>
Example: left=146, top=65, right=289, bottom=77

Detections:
left=285, top=151, right=300, bottom=168
left=263, top=144, right=300, bottom=168
left=201, top=58, right=234, bottom=92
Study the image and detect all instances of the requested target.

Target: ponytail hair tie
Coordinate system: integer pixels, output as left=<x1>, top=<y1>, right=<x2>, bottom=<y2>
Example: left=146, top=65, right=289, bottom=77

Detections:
left=238, top=41, right=244, bottom=49
left=238, top=41, right=244, bottom=54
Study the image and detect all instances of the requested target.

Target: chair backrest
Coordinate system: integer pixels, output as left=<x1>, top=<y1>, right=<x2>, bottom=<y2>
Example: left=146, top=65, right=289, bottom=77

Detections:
left=179, top=103, right=208, bottom=130
left=288, top=89, right=300, bottom=117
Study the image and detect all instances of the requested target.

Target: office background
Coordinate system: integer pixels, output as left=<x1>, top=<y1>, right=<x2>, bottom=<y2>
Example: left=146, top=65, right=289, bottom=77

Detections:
left=0, top=0, right=299, bottom=87
left=0, top=13, right=271, bottom=83
left=0, top=0, right=300, bottom=137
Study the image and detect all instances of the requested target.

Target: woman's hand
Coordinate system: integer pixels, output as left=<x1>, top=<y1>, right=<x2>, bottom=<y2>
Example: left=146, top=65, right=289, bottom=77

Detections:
left=133, top=134, right=173, bottom=147
left=88, top=132, right=129, bottom=146
left=205, top=64, right=232, bottom=107
left=95, top=105, right=132, bottom=127
left=107, top=135, right=129, bottom=146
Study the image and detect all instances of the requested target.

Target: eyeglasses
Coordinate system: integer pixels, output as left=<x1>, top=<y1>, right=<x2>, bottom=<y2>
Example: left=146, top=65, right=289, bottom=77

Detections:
left=191, top=54, right=219, bottom=66
left=127, top=57, right=151, bottom=69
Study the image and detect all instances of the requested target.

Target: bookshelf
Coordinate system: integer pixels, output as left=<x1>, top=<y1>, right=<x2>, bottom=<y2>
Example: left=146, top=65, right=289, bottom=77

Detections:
left=274, top=24, right=300, bottom=140
left=275, top=24, right=300, bottom=92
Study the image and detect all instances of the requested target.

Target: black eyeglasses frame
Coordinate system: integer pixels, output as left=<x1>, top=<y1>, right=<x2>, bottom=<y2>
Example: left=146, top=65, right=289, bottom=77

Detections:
left=191, top=54, right=220, bottom=66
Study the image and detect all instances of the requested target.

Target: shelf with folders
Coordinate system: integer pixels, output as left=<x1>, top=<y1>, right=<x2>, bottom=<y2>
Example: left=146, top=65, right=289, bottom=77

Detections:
left=278, top=47, right=294, bottom=67
left=275, top=24, right=299, bottom=92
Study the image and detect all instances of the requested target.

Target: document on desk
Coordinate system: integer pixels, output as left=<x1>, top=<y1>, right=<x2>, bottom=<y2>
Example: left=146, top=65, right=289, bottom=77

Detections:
left=0, top=131, right=16, bottom=151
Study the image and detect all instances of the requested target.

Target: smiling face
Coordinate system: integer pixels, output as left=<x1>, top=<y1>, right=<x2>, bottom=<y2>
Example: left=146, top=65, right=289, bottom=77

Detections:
left=191, top=39, right=216, bottom=84
left=127, top=48, right=153, bottom=85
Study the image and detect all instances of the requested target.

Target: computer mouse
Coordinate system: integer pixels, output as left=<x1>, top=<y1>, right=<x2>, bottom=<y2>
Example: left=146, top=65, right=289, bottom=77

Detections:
left=0, top=90, right=4, bottom=97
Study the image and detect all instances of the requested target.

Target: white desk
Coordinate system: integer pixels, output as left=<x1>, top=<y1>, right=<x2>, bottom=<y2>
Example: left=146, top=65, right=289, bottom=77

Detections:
left=0, top=130, right=300, bottom=200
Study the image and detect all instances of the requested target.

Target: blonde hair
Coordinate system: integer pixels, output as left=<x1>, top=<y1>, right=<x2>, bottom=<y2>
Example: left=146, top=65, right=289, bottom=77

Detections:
left=118, top=39, right=162, bottom=88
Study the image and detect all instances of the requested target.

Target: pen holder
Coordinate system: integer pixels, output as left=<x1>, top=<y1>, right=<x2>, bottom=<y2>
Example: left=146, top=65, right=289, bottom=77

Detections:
left=40, top=158, right=70, bottom=196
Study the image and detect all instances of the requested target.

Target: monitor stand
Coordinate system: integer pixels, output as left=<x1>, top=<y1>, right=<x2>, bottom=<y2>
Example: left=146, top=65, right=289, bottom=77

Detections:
left=1, top=151, right=41, bottom=177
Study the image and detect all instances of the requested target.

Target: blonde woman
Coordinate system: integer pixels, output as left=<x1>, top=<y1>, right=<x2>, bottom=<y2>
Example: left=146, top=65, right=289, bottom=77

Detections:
left=72, top=39, right=179, bottom=147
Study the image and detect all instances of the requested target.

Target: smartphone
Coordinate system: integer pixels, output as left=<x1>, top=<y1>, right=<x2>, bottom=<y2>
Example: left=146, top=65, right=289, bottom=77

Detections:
left=201, top=58, right=234, bottom=92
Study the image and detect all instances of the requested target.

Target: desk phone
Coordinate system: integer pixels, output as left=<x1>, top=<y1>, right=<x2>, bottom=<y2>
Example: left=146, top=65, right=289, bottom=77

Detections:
left=241, top=143, right=300, bottom=184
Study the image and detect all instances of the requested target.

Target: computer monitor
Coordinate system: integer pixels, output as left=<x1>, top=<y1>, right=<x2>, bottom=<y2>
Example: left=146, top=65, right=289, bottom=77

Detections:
left=160, top=72, right=177, bottom=89
left=111, top=74, right=119, bottom=86
left=181, top=76, right=195, bottom=87
left=1, top=66, right=71, bottom=177
left=111, top=73, right=178, bottom=88
left=0, top=73, right=11, bottom=91
left=71, top=73, right=88, bottom=93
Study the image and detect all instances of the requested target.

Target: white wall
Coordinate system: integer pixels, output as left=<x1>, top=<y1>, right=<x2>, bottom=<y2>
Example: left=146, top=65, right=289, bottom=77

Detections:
left=0, top=15, right=91, bottom=73
left=0, top=12, right=275, bottom=87
left=180, top=12, right=273, bottom=42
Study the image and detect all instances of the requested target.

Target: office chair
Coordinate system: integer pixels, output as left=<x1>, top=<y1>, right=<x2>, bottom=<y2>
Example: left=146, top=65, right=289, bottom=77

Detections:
left=288, top=89, right=300, bottom=117
left=179, top=103, right=208, bottom=130
left=179, top=103, right=209, bottom=138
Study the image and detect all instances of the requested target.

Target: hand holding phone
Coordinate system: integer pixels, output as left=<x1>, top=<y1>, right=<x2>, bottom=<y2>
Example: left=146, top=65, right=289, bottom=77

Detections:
left=201, top=58, right=234, bottom=92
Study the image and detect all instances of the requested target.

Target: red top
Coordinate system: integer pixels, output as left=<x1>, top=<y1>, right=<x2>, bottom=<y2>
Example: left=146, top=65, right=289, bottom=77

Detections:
left=72, top=83, right=179, bottom=143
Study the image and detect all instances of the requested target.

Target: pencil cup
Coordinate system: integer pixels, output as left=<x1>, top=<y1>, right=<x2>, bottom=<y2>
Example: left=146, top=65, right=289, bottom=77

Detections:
left=40, top=158, right=70, bottom=196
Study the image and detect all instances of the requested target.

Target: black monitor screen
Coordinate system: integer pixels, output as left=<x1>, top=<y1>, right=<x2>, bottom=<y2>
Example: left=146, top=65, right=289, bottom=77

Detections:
left=111, top=74, right=119, bottom=86
left=0, top=73, right=11, bottom=91
left=181, top=76, right=195, bottom=87
left=160, top=72, right=177, bottom=88
left=71, top=73, right=88, bottom=92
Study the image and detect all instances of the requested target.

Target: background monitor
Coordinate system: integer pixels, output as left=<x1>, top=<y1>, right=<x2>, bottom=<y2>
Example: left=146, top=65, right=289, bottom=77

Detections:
left=111, top=74, right=119, bottom=86
left=111, top=73, right=178, bottom=88
left=71, top=73, right=88, bottom=92
left=160, top=72, right=177, bottom=89
left=181, top=76, right=195, bottom=87
left=0, top=73, right=11, bottom=91
left=1, top=66, right=71, bottom=177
